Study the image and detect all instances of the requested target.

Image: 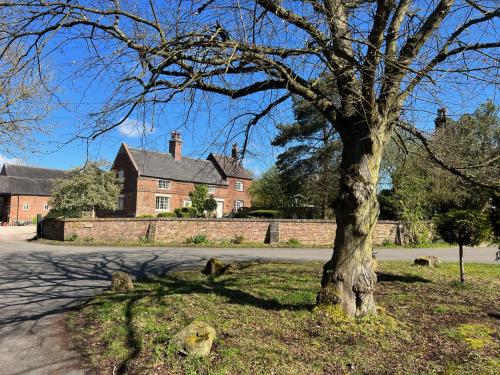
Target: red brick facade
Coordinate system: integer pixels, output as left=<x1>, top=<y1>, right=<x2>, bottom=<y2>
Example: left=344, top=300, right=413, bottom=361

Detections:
left=112, top=143, right=252, bottom=217
left=1, top=194, right=51, bottom=224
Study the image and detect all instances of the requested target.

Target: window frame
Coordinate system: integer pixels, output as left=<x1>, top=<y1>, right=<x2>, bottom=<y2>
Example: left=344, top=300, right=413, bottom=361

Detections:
left=22, top=203, right=30, bottom=211
left=183, top=200, right=192, bottom=208
left=117, top=170, right=125, bottom=180
left=207, top=185, right=216, bottom=194
left=43, top=203, right=50, bottom=212
left=234, top=200, right=244, bottom=211
left=234, top=180, right=244, bottom=191
left=158, top=179, right=171, bottom=190
left=155, top=194, right=171, bottom=211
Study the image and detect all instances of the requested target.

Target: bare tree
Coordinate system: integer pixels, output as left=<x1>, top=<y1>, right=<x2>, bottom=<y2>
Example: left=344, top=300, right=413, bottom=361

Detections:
left=1, top=0, right=498, bottom=316
left=0, top=48, right=50, bottom=155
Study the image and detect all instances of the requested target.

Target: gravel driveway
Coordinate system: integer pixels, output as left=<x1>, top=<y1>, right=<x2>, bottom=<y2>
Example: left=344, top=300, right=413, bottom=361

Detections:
left=0, top=238, right=497, bottom=374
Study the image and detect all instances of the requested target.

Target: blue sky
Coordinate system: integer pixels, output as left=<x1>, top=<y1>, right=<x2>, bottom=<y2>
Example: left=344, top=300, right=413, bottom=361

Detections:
left=1, top=1, right=498, bottom=178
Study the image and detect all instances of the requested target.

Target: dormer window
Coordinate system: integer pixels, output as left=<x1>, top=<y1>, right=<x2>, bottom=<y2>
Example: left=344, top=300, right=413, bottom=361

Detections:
left=235, top=180, right=244, bottom=191
left=158, top=179, right=171, bottom=190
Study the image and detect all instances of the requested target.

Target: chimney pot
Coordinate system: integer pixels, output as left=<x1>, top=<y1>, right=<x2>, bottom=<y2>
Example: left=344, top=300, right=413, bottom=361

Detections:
left=231, top=143, right=238, bottom=159
left=169, top=131, right=182, bottom=160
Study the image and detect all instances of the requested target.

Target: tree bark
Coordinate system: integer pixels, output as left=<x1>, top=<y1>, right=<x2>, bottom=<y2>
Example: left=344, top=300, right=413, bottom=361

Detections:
left=317, top=119, right=386, bottom=317
left=459, top=243, right=465, bottom=284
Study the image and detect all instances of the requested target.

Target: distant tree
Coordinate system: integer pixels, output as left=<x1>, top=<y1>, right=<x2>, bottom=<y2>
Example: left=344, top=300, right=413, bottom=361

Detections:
left=190, top=184, right=208, bottom=216
left=387, top=102, right=500, bottom=244
left=248, top=166, right=285, bottom=209
left=49, top=162, right=121, bottom=218
left=204, top=196, right=218, bottom=216
left=273, top=89, right=341, bottom=218
left=434, top=210, right=491, bottom=284
left=0, top=49, right=51, bottom=154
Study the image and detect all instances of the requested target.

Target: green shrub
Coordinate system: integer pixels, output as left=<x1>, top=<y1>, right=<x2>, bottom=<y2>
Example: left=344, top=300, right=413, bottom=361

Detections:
left=204, top=196, right=217, bottom=214
left=248, top=210, right=281, bottom=218
left=65, top=233, right=78, bottom=242
left=174, top=207, right=198, bottom=218
left=231, top=235, right=244, bottom=244
left=286, top=238, right=301, bottom=247
left=157, top=212, right=176, bottom=218
left=434, top=210, right=491, bottom=246
left=192, top=234, right=208, bottom=244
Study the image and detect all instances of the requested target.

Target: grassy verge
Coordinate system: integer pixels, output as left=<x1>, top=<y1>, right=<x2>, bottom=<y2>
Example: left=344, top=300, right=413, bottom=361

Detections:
left=67, top=261, right=499, bottom=374
left=37, top=237, right=457, bottom=249
left=37, top=238, right=328, bottom=248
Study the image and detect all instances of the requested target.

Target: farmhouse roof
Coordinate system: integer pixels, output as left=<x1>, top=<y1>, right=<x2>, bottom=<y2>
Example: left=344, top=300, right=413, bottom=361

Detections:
left=126, top=146, right=228, bottom=185
left=0, top=164, right=68, bottom=196
left=209, top=154, right=253, bottom=180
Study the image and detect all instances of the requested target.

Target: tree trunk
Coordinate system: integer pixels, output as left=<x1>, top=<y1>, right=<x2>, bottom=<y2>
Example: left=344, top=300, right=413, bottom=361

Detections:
left=459, top=244, right=465, bottom=284
left=317, top=120, right=386, bottom=317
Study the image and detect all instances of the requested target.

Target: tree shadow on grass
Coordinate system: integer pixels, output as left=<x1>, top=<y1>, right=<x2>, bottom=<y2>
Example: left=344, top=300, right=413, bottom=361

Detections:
left=80, top=267, right=315, bottom=374
left=377, top=272, right=431, bottom=283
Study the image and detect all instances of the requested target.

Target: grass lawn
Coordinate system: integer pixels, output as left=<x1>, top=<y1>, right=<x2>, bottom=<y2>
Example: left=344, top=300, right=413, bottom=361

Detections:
left=67, top=261, right=500, bottom=374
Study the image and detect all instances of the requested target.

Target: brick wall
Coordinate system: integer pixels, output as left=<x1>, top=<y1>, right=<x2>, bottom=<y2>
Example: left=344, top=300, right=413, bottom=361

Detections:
left=42, top=217, right=401, bottom=245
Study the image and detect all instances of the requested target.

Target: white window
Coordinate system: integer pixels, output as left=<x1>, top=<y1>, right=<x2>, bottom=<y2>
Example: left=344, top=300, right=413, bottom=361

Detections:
left=117, top=170, right=125, bottom=180
left=235, top=180, right=244, bottom=191
left=155, top=195, right=170, bottom=211
left=235, top=200, right=244, bottom=211
left=207, top=185, right=216, bottom=194
left=158, top=179, right=171, bottom=190
left=22, top=203, right=30, bottom=211
left=183, top=200, right=192, bottom=208
left=117, top=195, right=125, bottom=210
left=44, top=203, right=50, bottom=212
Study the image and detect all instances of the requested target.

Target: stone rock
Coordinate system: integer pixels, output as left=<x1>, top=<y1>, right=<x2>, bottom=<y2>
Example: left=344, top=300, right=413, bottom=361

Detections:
left=171, top=320, right=216, bottom=357
left=202, top=258, right=235, bottom=276
left=111, top=271, right=134, bottom=292
left=414, top=256, right=441, bottom=267
left=222, top=263, right=236, bottom=275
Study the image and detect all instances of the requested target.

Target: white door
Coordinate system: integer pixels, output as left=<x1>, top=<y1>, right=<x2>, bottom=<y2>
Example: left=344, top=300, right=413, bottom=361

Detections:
left=216, top=200, right=224, bottom=218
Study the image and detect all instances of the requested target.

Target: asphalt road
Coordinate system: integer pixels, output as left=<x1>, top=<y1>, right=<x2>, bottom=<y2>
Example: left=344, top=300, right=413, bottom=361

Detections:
left=0, top=238, right=498, bottom=375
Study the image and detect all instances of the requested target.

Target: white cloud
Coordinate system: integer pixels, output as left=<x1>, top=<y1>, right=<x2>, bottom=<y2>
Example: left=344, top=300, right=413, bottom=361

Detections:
left=0, top=154, right=23, bottom=166
left=117, top=118, right=154, bottom=138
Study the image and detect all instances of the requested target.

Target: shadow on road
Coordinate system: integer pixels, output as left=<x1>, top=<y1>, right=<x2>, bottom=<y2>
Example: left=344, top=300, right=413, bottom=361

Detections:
left=0, top=249, right=201, bottom=333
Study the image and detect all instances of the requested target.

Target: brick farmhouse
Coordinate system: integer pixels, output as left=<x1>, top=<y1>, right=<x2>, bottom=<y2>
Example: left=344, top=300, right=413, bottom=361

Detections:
left=111, top=132, right=253, bottom=218
left=0, top=164, right=67, bottom=224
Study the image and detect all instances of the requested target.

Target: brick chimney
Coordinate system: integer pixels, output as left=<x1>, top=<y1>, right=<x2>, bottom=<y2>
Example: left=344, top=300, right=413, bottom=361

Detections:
left=169, top=131, right=182, bottom=160
left=434, top=107, right=447, bottom=130
left=231, top=143, right=238, bottom=159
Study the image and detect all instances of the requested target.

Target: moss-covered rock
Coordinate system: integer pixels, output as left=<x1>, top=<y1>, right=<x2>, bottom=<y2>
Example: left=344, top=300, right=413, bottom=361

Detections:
left=171, top=320, right=216, bottom=357
left=111, top=271, right=134, bottom=292
left=202, top=258, right=236, bottom=276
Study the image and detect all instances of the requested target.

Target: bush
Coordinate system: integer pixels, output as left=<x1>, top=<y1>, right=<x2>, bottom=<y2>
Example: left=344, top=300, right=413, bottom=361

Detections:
left=157, top=212, right=176, bottom=218
left=286, top=238, right=301, bottom=247
left=204, top=196, right=218, bottom=214
left=65, top=233, right=78, bottom=242
left=231, top=235, right=244, bottom=244
left=248, top=210, right=281, bottom=218
left=174, top=207, right=198, bottom=218
left=192, top=234, right=208, bottom=244
left=434, top=210, right=491, bottom=246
